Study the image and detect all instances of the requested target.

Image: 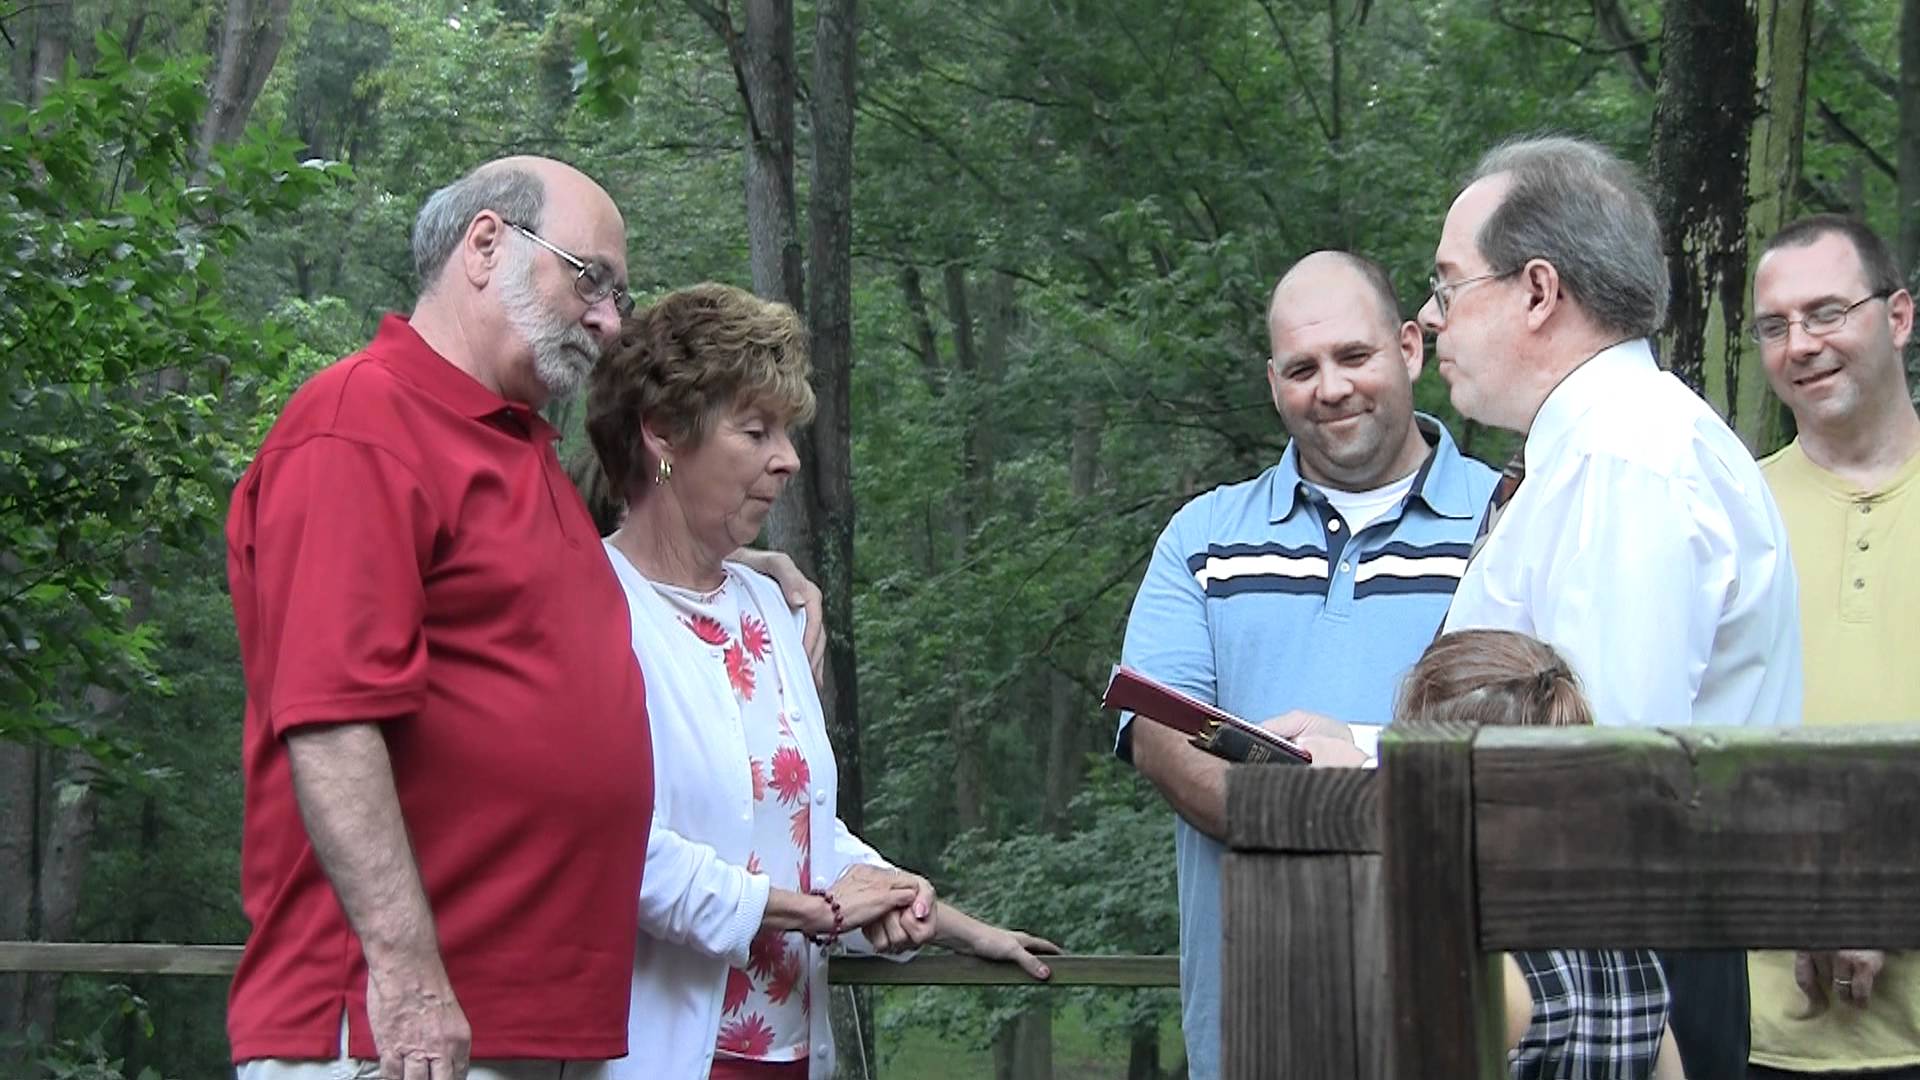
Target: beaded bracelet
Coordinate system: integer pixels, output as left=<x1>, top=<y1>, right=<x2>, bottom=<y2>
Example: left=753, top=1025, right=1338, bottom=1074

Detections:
left=809, top=889, right=844, bottom=945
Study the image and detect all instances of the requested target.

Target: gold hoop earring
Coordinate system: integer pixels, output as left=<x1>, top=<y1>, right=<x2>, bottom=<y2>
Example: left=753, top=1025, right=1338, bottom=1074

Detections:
left=654, top=457, right=673, bottom=485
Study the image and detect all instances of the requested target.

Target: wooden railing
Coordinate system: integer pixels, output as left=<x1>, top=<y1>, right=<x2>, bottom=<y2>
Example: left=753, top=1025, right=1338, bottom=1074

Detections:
left=1220, top=724, right=1920, bottom=1079
left=0, top=941, right=1177, bottom=988
left=23, top=725, right=1913, bottom=1077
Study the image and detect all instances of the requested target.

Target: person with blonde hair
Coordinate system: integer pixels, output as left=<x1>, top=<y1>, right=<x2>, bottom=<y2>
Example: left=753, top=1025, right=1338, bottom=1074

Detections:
left=1398, top=630, right=1686, bottom=1080
left=585, top=283, right=1057, bottom=1080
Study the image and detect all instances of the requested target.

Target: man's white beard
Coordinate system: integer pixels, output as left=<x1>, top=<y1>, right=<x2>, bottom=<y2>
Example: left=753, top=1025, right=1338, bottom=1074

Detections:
left=500, top=252, right=600, bottom=399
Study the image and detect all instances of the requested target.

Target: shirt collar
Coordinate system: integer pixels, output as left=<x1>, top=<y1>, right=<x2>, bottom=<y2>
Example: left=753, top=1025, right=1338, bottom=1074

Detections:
left=365, top=314, right=558, bottom=442
left=1523, top=337, right=1656, bottom=473
left=1268, top=413, right=1480, bottom=522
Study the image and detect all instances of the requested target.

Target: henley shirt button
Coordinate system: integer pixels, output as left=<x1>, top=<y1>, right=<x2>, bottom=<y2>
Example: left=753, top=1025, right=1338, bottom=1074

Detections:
left=1855, top=578, right=1866, bottom=589
left=1861, top=503, right=1873, bottom=514
left=1339, top=561, right=1351, bottom=574
left=815, top=1045, right=829, bottom=1059
left=1328, top=520, right=1341, bottom=533
left=1858, top=539, right=1870, bottom=551
left=813, top=788, right=828, bottom=805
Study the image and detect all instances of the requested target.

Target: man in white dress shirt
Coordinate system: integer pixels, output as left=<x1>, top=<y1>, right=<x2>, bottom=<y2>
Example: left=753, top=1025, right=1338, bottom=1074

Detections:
left=1416, top=135, right=1803, bottom=1079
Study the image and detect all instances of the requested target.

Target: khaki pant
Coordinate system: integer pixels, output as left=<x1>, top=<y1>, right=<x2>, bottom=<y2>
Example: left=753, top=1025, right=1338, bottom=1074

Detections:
left=238, top=1015, right=612, bottom=1080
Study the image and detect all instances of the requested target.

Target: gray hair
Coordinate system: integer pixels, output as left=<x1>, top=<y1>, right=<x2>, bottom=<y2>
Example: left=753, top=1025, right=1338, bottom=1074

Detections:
left=1468, top=136, right=1669, bottom=338
left=410, top=165, right=547, bottom=289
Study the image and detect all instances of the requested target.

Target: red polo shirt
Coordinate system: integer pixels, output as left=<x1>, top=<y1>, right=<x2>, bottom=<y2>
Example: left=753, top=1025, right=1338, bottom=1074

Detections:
left=226, top=316, right=652, bottom=1062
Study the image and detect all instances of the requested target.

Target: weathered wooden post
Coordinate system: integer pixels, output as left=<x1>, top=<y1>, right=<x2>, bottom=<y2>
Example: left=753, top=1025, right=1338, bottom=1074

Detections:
left=1222, top=765, right=1389, bottom=1079
left=1380, top=721, right=1507, bottom=1079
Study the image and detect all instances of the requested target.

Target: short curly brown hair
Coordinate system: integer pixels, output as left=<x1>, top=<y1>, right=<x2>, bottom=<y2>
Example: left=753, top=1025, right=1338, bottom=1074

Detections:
left=585, top=282, right=815, bottom=502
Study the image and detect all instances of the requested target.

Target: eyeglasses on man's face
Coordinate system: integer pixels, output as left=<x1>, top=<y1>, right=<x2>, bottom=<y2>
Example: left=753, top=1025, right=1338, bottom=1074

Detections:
left=1428, top=268, right=1519, bottom=320
left=501, top=218, right=634, bottom=317
left=1749, top=291, right=1892, bottom=346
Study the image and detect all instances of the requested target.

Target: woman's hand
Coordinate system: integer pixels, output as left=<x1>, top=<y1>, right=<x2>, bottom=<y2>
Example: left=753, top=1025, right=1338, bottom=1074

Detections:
left=858, top=870, right=938, bottom=954
left=824, top=864, right=921, bottom=937
left=931, top=903, right=1061, bottom=981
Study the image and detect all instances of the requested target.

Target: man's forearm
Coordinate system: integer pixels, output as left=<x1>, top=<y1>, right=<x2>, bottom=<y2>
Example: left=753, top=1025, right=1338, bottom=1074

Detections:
left=1128, top=719, right=1229, bottom=841
left=285, top=723, right=447, bottom=977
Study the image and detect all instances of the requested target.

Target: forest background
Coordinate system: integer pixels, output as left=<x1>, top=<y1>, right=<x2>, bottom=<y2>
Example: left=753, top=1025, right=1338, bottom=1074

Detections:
left=2, top=0, right=1915, bottom=1077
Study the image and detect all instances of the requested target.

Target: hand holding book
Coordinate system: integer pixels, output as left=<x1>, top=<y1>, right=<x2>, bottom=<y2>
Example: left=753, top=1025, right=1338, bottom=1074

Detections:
left=1103, top=666, right=1313, bottom=765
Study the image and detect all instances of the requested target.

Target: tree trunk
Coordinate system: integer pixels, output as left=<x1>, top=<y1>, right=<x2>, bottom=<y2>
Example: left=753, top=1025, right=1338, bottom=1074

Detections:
left=943, top=266, right=988, bottom=833
left=798, top=0, right=862, bottom=828
left=196, top=0, right=295, bottom=165
left=991, top=1005, right=1053, bottom=1080
left=1650, top=0, right=1758, bottom=398
left=1708, top=0, right=1809, bottom=453
left=1901, top=0, right=1920, bottom=391
left=1126, top=1021, right=1163, bottom=1080
left=0, top=744, right=37, bottom=1054
left=15, top=0, right=71, bottom=107
left=737, top=0, right=802, bottom=306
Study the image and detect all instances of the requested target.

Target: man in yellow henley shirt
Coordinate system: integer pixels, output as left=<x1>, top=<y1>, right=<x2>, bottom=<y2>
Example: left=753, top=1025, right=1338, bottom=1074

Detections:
left=1748, top=214, right=1920, bottom=1079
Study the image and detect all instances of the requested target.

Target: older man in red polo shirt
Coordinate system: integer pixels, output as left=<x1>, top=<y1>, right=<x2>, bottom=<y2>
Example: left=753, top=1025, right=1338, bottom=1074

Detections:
left=225, top=157, right=809, bottom=1080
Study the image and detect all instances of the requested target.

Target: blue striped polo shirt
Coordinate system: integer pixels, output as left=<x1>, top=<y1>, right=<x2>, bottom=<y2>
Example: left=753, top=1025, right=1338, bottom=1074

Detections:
left=1116, top=414, right=1496, bottom=1079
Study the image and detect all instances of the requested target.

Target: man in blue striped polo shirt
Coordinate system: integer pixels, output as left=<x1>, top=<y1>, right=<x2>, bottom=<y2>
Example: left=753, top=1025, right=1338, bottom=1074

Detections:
left=1116, top=250, right=1498, bottom=1079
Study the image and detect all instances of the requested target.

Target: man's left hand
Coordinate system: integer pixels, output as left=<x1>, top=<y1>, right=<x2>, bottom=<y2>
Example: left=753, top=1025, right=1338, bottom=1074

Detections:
left=730, top=548, right=826, bottom=684
left=1796, top=949, right=1886, bottom=1010
left=1258, top=710, right=1370, bottom=767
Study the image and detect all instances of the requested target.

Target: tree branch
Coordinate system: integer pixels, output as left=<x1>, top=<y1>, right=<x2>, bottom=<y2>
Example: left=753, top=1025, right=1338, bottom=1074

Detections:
left=1816, top=97, right=1897, bottom=179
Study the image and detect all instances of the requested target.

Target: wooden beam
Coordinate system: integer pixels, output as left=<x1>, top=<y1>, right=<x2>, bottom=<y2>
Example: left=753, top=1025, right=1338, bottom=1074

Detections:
left=1381, top=723, right=1507, bottom=1079
left=1221, top=852, right=1387, bottom=1079
left=0, top=942, right=242, bottom=976
left=1226, top=764, right=1379, bottom=853
left=828, top=952, right=1176, bottom=986
left=1473, top=725, right=1920, bottom=949
left=0, top=943, right=1175, bottom=987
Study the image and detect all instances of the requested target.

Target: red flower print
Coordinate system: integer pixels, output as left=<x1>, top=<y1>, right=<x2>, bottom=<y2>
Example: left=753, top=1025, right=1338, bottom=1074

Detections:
left=769, top=746, right=810, bottom=806
left=789, top=804, right=811, bottom=849
left=740, top=613, right=772, bottom=661
left=766, top=945, right=804, bottom=1005
left=746, top=852, right=763, bottom=876
left=725, top=642, right=756, bottom=699
left=681, top=614, right=730, bottom=647
left=797, top=852, right=811, bottom=892
left=718, top=1013, right=776, bottom=1056
left=722, top=966, right=752, bottom=1016
left=777, top=711, right=795, bottom=739
left=749, top=758, right=767, bottom=802
left=748, top=927, right=787, bottom=981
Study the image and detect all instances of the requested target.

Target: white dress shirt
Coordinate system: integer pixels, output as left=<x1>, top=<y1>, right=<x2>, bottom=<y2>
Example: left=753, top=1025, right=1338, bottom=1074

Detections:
left=1443, top=339, right=1803, bottom=729
left=603, top=544, right=897, bottom=1080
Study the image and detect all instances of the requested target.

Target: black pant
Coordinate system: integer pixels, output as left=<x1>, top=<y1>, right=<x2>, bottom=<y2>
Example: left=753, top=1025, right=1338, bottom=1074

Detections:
left=1660, top=949, right=1751, bottom=1080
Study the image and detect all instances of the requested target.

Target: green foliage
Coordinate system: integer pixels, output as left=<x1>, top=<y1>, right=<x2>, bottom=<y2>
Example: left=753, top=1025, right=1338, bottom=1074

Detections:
left=0, top=37, right=344, bottom=756
left=3, top=982, right=167, bottom=1080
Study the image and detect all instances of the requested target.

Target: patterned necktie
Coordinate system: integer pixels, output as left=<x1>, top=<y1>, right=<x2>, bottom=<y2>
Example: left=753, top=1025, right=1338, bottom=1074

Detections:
left=1467, top=450, right=1526, bottom=563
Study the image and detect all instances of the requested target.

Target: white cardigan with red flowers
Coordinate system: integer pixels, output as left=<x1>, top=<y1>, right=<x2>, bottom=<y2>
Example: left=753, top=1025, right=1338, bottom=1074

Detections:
left=603, top=542, right=894, bottom=1080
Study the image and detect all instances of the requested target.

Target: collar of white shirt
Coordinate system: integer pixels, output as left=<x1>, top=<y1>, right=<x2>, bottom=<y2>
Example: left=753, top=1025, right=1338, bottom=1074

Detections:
left=1524, top=337, right=1657, bottom=473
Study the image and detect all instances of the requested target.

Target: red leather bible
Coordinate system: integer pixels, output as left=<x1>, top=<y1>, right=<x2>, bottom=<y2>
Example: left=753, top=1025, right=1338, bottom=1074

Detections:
left=1103, top=665, right=1312, bottom=765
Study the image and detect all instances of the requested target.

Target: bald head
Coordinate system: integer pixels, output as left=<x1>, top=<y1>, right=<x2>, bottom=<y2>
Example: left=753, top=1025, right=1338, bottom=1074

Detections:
left=410, top=156, right=622, bottom=293
left=1269, top=250, right=1403, bottom=339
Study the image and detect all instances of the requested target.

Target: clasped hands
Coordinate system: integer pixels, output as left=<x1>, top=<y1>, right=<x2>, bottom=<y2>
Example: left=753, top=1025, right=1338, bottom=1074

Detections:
left=820, top=864, right=1060, bottom=979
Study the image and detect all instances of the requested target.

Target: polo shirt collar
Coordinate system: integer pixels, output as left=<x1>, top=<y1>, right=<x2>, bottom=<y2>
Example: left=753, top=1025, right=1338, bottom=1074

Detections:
left=366, top=314, right=558, bottom=441
left=1524, top=337, right=1655, bottom=473
left=1267, top=413, right=1477, bottom=522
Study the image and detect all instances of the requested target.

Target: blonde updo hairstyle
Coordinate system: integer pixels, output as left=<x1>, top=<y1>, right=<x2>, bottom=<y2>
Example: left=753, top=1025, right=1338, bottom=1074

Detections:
left=586, top=282, right=816, bottom=506
left=1394, top=630, right=1591, bottom=729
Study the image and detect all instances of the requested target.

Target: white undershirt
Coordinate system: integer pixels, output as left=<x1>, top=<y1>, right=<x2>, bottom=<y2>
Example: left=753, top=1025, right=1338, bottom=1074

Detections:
left=1311, top=470, right=1418, bottom=536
